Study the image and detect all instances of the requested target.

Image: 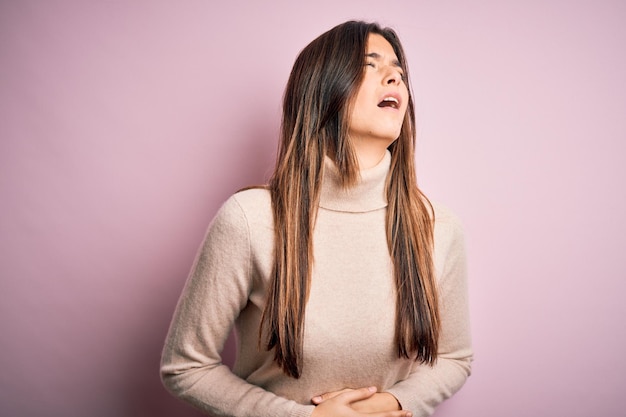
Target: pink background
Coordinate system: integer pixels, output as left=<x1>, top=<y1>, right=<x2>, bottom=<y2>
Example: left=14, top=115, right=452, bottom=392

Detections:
left=1, top=1, right=625, bottom=416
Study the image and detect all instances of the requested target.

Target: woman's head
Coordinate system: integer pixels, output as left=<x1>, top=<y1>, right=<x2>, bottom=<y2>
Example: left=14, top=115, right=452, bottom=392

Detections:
left=277, top=20, right=415, bottom=185
left=349, top=32, right=410, bottom=168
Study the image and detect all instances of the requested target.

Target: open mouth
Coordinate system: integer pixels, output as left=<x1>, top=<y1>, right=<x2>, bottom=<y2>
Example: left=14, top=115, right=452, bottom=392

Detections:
left=377, top=96, right=400, bottom=109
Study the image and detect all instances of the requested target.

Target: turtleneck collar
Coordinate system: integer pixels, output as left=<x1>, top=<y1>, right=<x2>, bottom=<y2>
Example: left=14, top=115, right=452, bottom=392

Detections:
left=319, top=150, right=390, bottom=213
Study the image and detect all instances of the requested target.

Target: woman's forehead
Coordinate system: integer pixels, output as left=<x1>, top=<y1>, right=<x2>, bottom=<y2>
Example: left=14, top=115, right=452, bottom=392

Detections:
left=366, top=33, right=401, bottom=64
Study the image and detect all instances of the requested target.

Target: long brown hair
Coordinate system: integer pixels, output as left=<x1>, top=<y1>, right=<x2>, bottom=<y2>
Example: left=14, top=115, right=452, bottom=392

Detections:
left=260, top=20, right=439, bottom=378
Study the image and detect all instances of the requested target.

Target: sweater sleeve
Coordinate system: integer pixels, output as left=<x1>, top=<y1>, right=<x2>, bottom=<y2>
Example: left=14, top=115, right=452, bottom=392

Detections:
left=160, top=195, right=315, bottom=417
left=386, top=209, right=473, bottom=416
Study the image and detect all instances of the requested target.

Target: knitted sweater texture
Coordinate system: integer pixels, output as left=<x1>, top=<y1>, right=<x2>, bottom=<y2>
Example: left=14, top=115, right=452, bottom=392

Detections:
left=161, top=151, right=472, bottom=417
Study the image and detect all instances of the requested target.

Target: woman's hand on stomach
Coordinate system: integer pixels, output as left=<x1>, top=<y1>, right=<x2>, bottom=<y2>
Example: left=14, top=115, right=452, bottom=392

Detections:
left=310, top=386, right=410, bottom=417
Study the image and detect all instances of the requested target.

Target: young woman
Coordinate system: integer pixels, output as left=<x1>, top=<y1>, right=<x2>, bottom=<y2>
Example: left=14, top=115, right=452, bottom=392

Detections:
left=161, top=20, right=472, bottom=417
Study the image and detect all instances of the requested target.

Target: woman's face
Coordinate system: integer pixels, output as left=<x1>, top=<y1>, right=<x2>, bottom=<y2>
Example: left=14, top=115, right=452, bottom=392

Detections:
left=348, top=33, right=409, bottom=156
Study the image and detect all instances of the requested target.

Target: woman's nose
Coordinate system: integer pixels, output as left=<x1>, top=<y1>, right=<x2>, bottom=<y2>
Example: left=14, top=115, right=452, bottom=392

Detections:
left=383, top=67, right=401, bottom=85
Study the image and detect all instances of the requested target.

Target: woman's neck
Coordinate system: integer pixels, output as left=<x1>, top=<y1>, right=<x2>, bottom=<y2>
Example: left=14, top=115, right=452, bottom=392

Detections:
left=353, top=139, right=391, bottom=169
left=319, top=150, right=390, bottom=213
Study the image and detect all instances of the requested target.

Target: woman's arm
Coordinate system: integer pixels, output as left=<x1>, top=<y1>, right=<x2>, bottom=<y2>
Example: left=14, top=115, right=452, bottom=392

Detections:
left=160, top=195, right=314, bottom=417
left=385, top=207, right=473, bottom=416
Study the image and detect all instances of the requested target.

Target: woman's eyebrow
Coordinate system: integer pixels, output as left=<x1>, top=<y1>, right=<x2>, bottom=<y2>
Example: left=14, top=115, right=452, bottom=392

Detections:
left=366, top=52, right=402, bottom=68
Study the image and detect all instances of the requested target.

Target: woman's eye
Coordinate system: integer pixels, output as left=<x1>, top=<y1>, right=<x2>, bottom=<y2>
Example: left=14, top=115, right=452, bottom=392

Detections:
left=365, top=62, right=376, bottom=68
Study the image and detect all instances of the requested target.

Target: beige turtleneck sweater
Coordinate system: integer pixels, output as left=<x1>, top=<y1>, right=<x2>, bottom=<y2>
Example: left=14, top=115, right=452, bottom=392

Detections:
left=160, top=151, right=472, bottom=417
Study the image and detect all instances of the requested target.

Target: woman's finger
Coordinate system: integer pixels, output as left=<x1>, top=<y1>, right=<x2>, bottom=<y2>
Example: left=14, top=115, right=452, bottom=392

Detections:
left=336, top=386, right=378, bottom=403
left=311, top=388, right=352, bottom=404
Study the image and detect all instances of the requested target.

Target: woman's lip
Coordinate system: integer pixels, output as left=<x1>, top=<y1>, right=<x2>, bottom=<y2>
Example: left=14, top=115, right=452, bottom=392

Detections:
left=377, top=92, right=402, bottom=109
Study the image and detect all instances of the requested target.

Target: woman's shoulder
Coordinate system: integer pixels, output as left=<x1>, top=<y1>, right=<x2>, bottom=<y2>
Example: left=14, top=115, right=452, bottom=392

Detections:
left=430, top=201, right=465, bottom=243
left=220, top=186, right=273, bottom=226
left=230, top=186, right=271, bottom=212
left=208, top=187, right=273, bottom=240
left=431, top=201, right=462, bottom=226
